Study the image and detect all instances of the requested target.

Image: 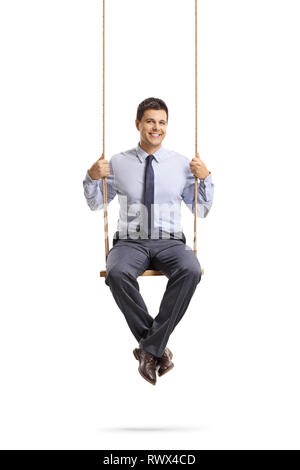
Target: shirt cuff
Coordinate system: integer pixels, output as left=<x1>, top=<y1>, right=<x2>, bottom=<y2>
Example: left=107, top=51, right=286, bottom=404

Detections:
left=85, top=170, right=100, bottom=183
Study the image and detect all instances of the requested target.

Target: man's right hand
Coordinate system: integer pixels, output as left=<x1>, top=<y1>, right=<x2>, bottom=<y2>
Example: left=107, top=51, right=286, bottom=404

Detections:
left=88, top=154, right=110, bottom=180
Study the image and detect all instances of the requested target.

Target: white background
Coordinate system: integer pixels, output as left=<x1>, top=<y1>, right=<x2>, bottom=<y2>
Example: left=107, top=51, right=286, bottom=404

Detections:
left=0, top=0, right=299, bottom=450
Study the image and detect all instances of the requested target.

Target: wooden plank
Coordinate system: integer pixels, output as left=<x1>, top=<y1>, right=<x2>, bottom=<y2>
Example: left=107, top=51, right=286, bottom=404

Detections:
left=100, top=268, right=204, bottom=278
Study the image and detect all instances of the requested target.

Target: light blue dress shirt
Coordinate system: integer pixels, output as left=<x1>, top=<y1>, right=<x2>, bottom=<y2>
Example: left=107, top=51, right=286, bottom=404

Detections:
left=83, top=142, right=214, bottom=240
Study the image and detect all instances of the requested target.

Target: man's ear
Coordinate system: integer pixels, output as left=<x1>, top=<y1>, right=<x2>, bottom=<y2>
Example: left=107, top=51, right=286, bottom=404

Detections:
left=135, top=119, right=140, bottom=131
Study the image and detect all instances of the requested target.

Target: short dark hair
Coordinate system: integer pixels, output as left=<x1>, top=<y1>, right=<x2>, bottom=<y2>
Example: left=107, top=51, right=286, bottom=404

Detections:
left=136, top=97, right=168, bottom=122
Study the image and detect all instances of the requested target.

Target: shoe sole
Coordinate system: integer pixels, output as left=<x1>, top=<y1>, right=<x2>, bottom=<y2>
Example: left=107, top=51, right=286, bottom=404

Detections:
left=133, top=349, right=156, bottom=385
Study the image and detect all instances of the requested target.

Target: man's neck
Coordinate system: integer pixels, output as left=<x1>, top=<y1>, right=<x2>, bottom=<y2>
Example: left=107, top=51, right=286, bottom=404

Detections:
left=139, top=141, right=162, bottom=155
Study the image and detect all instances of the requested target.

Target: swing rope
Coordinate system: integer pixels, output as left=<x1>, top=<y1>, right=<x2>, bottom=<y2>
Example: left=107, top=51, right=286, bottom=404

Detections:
left=102, top=0, right=109, bottom=261
left=194, top=0, right=198, bottom=256
left=100, top=0, right=202, bottom=278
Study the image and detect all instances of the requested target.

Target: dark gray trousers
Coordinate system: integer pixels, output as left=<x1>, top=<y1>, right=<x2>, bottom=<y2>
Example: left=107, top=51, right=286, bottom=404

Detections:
left=104, top=233, right=202, bottom=358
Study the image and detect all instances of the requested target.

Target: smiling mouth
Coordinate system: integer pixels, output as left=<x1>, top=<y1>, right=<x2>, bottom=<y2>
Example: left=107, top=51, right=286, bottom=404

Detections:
left=149, top=133, right=162, bottom=138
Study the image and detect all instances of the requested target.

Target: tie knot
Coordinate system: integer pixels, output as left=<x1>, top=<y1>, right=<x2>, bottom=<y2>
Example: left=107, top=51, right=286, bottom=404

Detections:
left=146, top=154, right=154, bottom=162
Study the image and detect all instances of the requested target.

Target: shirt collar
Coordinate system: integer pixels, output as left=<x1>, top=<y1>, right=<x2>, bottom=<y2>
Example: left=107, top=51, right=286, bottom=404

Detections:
left=135, top=142, right=166, bottom=163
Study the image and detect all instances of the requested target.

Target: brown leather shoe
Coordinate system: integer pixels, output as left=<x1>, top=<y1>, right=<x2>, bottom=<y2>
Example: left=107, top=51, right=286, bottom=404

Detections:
left=157, top=347, right=174, bottom=377
left=133, top=348, right=158, bottom=385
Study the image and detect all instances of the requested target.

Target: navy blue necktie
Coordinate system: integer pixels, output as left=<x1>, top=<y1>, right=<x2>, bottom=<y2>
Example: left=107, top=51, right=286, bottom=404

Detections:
left=144, top=154, right=155, bottom=238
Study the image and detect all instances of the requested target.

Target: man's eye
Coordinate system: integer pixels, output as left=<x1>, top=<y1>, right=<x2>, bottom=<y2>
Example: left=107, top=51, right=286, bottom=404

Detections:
left=147, top=121, right=166, bottom=124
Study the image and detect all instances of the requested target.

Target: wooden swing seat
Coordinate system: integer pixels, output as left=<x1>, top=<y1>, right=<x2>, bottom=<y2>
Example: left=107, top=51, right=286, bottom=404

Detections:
left=100, top=268, right=204, bottom=278
left=100, top=269, right=163, bottom=277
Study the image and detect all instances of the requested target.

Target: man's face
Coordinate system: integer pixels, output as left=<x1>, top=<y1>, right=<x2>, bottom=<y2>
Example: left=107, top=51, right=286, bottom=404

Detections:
left=135, top=109, right=168, bottom=150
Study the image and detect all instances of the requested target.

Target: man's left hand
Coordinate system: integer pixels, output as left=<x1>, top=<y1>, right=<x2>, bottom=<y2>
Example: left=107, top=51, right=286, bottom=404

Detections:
left=190, top=152, right=210, bottom=180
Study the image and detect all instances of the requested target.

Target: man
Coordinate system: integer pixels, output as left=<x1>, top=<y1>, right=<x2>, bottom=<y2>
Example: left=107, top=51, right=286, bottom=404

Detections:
left=83, top=97, right=214, bottom=385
